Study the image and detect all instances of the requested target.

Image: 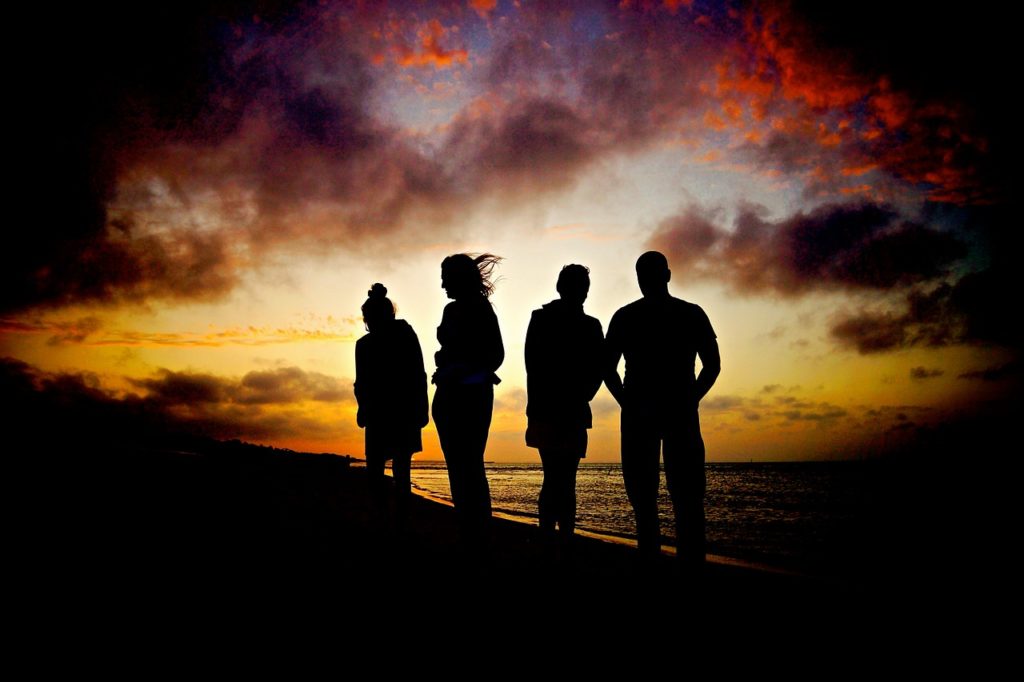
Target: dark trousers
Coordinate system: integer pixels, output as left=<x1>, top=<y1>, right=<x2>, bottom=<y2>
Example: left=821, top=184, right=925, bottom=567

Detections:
left=621, top=406, right=706, bottom=563
left=538, top=449, right=582, bottom=540
left=432, top=383, right=493, bottom=544
left=366, top=452, right=413, bottom=530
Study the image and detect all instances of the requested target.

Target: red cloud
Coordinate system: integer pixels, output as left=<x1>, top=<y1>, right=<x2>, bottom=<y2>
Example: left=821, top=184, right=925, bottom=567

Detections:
left=704, top=1, right=996, bottom=205
left=392, top=18, right=469, bottom=69
left=469, top=0, right=497, bottom=20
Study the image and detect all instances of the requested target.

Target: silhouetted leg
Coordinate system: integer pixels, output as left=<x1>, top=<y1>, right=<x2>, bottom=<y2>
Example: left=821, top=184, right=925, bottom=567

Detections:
left=463, top=385, right=493, bottom=544
left=392, top=452, right=413, bottom=532
left=664, top=410, right=706, bottom=569
left=621, top=408, right=662, bottom=556
left=433, top=384, right=493, bottom=548
left=432, top=387, right=467, bottom=518
left=558, top=454, right=582, bottom=542
left=540, top=448, right=582, bottom=536
left=538, top=448, right=559, bottom=535
left=365, top=450, right=388, bottom=527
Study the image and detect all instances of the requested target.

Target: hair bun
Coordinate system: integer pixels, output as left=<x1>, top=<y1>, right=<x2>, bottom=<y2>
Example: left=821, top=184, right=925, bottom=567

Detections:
left=368, top=283, right=388, bottom=299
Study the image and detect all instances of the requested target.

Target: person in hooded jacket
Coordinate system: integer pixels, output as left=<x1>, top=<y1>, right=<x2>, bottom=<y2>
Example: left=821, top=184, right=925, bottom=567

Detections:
left=525, top=264, right=604, bottom=549
left=355, top=283, right=429, bottom=531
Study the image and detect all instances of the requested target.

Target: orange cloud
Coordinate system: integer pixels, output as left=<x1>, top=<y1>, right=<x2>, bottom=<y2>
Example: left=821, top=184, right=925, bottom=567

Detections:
left=663, top=0, right=694, bottom=12
left=842, top=164, right=877, bottom=177
left=839, top=184, right=873, bottom=197
left=701, top=3, right=997, bottom=205
left=2, top=356, right=359, bottom=452
left=870, top=87, right=912, bottom=130
left=741, top=4, right=868, bottom=112
left=1, top=318, right=359, bottom=348
left=619, top=0, right=694, bottom=12
left=703, top=109, right=727, bottom=131
left=469, top=0, right=498, bottom=19
left=395, top=19, right=469, bottom=69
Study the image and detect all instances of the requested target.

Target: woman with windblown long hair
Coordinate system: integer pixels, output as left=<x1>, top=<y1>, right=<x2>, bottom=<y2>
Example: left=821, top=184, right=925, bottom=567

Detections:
left=431, top=254, right=504, bottom=549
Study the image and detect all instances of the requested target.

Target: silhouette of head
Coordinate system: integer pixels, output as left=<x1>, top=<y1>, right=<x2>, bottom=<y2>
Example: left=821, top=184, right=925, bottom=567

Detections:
left=361, top=283, right=395, bottom=332
left=636, top=251, right=670, bottom=298
left=441, top=253, right=502, bottom=300
left=556, top=264, right=590, bottom=306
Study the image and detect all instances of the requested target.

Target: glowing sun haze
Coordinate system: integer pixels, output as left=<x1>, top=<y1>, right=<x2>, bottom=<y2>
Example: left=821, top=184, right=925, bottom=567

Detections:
left=3, top=0, right=1016, bottom=461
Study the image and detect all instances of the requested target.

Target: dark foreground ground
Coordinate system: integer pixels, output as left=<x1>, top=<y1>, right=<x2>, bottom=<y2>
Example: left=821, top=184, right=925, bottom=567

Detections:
left=39, top=444, right=960, bottom=635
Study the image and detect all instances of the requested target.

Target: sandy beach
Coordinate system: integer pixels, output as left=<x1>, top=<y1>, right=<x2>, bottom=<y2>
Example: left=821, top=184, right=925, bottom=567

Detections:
left=57, top=445, right=876, bottom=618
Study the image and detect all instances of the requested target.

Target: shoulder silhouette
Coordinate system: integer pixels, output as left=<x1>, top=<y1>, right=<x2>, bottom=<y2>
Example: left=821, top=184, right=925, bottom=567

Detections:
left=525, top=264, right=604, bottom=547
left=604, top=251, right=721, bottom=566
left=432, top=254, right=504, bottom=550
left=354, top=283, right=427, bottom=533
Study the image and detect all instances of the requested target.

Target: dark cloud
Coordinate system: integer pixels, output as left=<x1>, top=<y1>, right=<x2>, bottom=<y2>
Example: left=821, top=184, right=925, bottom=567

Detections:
left=862, top=404, right=933, bottom=421
left=729, top=1, right=1008, bottom=205
left=131, top=366, right=352, bottom=407
left=886, top=420, right=916, bottom=433
left=2, top=357, right=354, bottom=447
left=442, top=99, right=594, bottom=194
left=9, top=2, right=459, bottom=315
left=652, top=198, right=1022, bottom=356
left=701, top=393, right=850, bottom=426
left=455, top=11, right=719, bottom=197
left=909, top=367, right=944, bottom=381
left=650, top=201, right=967, bottom=295
left=854, top=403, right=937, bottom=439
left=7, top=0, right=1005, bottom=317
left=701, top=395, right=747, bottom=411
left=131, top=370, right=227, bottom=404
left=781, top=407, right=848, bottom=422
left=34, top=227, right=239, bottom=310
left=46, top=317, right=104, bottom=346
left=830, top=312, right=914, bottom=355
left=9, top=2, right=303, bottom=315
left=958, top=362, right=1020, bottom=382
left=484, top=34, right=560, bottom=89
left=239, top=367, right=350, bottom=403
left=829, top=261, right=1021, bottom=354
left=14, top=0, right=718, bottom=314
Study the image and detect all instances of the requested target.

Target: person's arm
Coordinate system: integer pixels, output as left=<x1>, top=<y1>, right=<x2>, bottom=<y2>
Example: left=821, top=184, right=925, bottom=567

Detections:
left=354, top=340, right=367, bottom=428
left=410, top=330, right=429, bottom=428
left=604, top=314, right=625, bottom=407
left=434, top=304, right=451, bottom=370
left=694, top=337, right=721, bottom=403
left=583, top=319, right=605, bottom=402
left=485, top=303, right=505, bottom=373
left=524, top=311, right=539, bottom=377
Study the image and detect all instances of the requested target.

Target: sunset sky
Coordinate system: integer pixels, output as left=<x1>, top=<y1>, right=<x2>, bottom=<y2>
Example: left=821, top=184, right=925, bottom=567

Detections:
left=4, top=0, right=1016, bottom=461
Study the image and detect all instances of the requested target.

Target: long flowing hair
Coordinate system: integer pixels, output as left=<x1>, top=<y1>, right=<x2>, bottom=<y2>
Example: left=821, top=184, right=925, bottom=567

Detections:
left=442, top=253, right=503, bottom=298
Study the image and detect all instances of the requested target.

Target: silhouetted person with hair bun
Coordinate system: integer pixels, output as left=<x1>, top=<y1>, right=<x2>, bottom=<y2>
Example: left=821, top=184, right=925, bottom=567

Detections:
left=605, top=251, right=720, bottom=571
left=525, top=264, right=604, bottom=554
left=432, top=253, right=504, bottom=551
left=355, top=283, right=428, bottom=533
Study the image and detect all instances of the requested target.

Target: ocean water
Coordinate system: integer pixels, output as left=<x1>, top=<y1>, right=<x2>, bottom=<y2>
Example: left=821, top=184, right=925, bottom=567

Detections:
left=410, top=461, right=876, bottom=576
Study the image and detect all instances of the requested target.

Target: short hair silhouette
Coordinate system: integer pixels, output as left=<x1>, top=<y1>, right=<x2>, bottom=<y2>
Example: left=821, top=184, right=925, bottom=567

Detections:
left=605, top=248, right=720, bottom=565
left=556, top=264, right=590, bottom=303
left=636, top=251, right=670, bottom=296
